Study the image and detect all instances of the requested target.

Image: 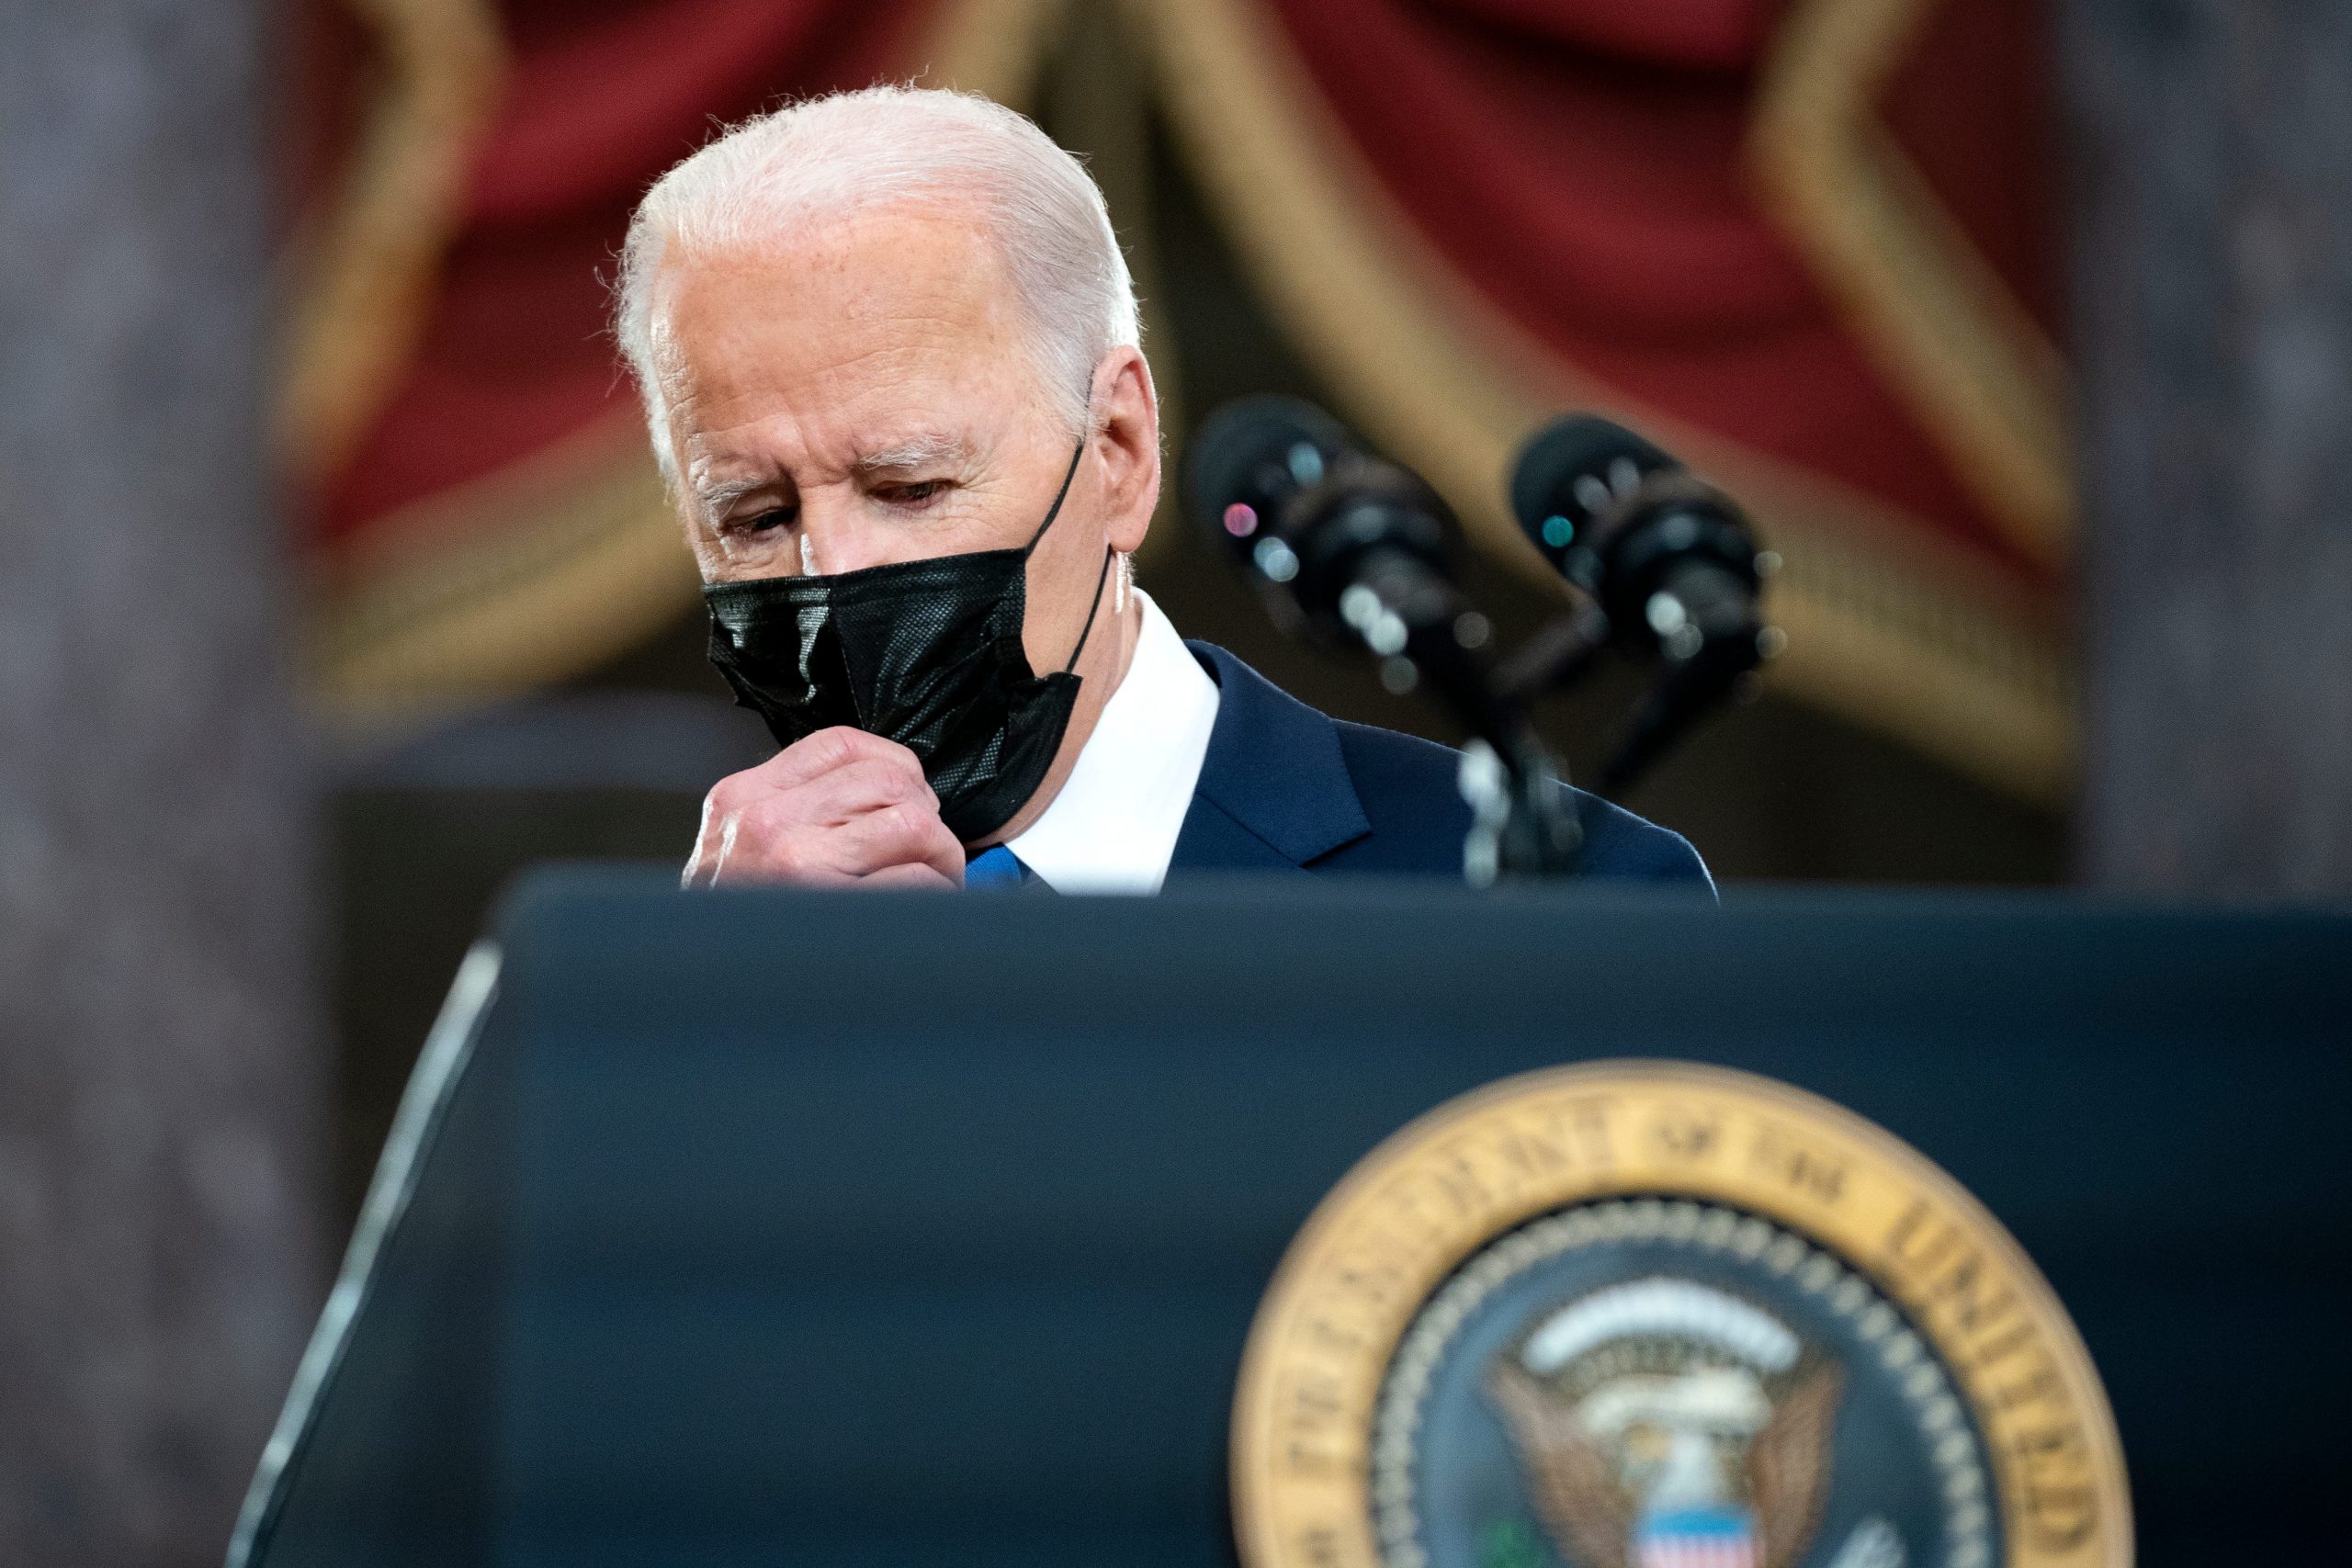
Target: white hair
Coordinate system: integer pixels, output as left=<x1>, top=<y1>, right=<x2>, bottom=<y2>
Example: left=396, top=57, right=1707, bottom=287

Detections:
left=614, top=85, right=1140, bottom=483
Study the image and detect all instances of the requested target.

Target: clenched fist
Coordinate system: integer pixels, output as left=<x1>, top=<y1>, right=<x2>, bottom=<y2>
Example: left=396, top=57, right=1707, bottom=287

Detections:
left=684, top=727, right=967, bottom=890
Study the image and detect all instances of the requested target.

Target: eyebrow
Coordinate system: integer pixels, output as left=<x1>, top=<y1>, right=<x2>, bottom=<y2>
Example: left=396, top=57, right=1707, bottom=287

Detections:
left=850, top=434, right=973, bottom=474
left=693, top=476, right=774, bottom=526
left=690, top=435, right=975, bottom=525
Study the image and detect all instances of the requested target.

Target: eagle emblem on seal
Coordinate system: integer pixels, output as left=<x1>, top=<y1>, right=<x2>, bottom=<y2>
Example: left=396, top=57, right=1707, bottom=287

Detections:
left=1487, top=1276, right=1844, bottom=1568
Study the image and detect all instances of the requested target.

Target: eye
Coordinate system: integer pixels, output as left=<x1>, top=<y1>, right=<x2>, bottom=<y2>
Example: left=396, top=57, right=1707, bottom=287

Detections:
left=875, top=478, right=951, bottom=507
left=733, top=506, right=795, bottom=536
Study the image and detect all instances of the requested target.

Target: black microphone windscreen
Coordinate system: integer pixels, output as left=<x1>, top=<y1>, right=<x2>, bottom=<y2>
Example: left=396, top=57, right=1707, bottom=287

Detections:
left=1182, top=394, right=1355, bottom=535
left=1508, top=414, right=1679, bottom=545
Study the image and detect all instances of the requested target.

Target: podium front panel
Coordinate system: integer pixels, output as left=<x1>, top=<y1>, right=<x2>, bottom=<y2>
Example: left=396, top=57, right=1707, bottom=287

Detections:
left=243, top=873, right=2350, bottom=1568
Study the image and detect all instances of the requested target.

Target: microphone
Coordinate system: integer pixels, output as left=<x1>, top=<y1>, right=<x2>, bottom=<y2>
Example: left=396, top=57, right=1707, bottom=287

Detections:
left=1509, top=415, right=1775, bottom=792
left=1187, top=396, right=1579, bottom=877
left=1184, top=396, right=1487, bottom=715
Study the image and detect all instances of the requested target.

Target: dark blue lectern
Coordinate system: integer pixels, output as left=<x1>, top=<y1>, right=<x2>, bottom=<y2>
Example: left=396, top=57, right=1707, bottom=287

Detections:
left=232, top=872, right=2348, bottom=1568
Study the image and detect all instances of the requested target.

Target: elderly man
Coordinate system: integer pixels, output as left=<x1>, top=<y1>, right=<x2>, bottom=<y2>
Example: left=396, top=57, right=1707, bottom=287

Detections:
left=616, top=86, right=1707, bottom=894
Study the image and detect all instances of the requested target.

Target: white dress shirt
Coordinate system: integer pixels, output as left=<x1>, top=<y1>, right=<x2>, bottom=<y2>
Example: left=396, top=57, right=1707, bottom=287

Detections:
left=1005, top=588, right=1220, bottom=894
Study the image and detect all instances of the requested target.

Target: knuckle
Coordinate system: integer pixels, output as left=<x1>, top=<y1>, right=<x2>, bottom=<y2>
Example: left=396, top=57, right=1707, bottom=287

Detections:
left=763, top=834, right=811, bottom=879
left=816, top=725, right=877, bottom=759
left=887, top=804, right=950, bottom=861
left=789, top=728, right=858, bottom=773
left=856, top=729, right=921, bottom=768
left=743, top=797, right=803, bottom=844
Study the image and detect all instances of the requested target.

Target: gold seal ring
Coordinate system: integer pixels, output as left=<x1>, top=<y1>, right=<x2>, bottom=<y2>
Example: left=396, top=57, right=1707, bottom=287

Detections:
left=1231, top=1061, right=2130, bottom=1568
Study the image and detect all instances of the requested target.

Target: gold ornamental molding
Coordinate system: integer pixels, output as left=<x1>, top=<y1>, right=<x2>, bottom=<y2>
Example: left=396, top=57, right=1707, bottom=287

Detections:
left=311, top=415, right=694, bottom=714
left=279, top=0, right=505, bottom=485
left=915, top=0, right=1073, bottom=101
left=1750, top=0, right=2075, bottom=570
left=1134, top=0, right=2075, bottom=802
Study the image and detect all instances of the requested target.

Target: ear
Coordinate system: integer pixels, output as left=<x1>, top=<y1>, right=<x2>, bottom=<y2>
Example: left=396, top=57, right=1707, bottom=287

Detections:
left=1087, top=346, right=1160, bottom=556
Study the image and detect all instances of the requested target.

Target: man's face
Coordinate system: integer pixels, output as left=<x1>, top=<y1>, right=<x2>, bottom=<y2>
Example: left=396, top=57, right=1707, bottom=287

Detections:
left=650, top=201, right=1129, bottom=684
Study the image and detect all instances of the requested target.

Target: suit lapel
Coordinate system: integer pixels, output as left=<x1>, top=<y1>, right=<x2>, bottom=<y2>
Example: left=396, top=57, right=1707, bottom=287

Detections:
left=1170, top=643, right=1372, bottom=874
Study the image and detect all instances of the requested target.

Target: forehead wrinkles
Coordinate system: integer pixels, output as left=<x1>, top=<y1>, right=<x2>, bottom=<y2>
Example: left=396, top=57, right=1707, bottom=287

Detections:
left=654, top=202, right=1056, bottom=423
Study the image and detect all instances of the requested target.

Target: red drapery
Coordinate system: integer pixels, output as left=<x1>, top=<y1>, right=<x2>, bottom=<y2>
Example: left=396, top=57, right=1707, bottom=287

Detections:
left=1261, top=0, right=2062, bottom=580
left=307, top=0, right=932, bottom=549
left=295, top=0, right=2067, bottom=788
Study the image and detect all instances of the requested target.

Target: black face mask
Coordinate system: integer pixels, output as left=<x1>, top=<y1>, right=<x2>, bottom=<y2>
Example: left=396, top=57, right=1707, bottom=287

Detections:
left=703, top=442, right=1111, bottom=843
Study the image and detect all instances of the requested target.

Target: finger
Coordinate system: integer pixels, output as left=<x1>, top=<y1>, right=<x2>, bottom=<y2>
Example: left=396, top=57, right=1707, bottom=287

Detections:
left=752, top=726, right=928, bottom=793
left=855, top=861, right=959, bottom=891
left=922, top=816, right=968, bottom=884
left=692, top=738, right=935, bottom=887
left=703, top=820, right=854, bottom=888
left=871, top=799, right=968, bottom=885
left=820, top=801, right=967, bottom=883
left=778, top=756, right=940, bottom=828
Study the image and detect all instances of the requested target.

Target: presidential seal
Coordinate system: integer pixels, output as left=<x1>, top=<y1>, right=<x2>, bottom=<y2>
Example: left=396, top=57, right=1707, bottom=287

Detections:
left=1231, top=1063, right=2128, bottom=1568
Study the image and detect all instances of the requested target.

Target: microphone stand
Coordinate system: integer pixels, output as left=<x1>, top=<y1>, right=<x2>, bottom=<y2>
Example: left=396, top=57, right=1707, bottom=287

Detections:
left=1493, top=598, right=1611, bottom=708
left=1338, top=550, right=1581, bottom=884
left=1495, top=469, right=1773, bottom=798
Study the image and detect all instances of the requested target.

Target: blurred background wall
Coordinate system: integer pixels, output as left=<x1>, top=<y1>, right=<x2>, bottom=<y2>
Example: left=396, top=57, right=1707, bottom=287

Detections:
left=4, top=1, right=2349, bottom=1563
left=2, top=6, right=320, bottom=1566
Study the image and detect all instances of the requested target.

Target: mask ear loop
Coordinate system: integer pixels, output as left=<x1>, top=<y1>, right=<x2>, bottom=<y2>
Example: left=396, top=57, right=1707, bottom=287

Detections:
left=1023, top=440, right=1089, bottom=551
left=1061, top=547, right=1116, bottom=675
left=1022, top=439, right=1112, bottom=676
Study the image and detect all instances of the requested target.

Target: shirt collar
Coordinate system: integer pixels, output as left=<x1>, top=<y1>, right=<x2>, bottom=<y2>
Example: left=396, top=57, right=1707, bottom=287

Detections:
left=1006, top=588, right=1221, bottom=894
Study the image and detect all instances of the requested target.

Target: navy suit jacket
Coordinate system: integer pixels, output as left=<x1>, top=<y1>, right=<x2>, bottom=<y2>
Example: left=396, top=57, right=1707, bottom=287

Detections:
left=1166, top=642, right=1713, bottom=890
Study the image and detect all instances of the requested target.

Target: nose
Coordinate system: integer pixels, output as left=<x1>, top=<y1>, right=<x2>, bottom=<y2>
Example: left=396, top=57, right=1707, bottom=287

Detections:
left=789, top=483, right=899, bottom=575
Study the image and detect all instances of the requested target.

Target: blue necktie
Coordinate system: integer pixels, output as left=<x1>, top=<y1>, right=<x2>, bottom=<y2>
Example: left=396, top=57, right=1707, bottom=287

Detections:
left=964, top=845, right=1027, bottom=889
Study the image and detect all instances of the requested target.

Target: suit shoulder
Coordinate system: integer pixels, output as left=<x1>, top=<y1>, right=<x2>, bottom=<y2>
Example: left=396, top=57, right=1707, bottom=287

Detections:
left=1568, top=784, right=1715, bottom=892
left=1329, top=718, right=1714, bottom=891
